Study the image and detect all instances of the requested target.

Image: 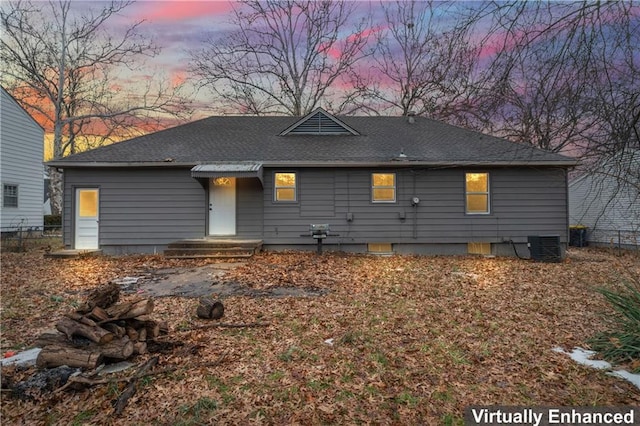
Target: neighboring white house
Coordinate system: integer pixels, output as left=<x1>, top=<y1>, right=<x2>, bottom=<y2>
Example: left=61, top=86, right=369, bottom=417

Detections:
left=0, top=86, right=45, bottom=232
left=569, top=150, right=640, bottom=247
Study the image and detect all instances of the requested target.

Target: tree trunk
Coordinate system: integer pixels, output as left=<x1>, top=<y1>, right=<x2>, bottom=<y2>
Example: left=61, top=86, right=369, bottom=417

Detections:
left=196, top=297, right=224, bottom=319
left=36, top=345, right=102, bottom=369
left=48, top=168, right=63, bottom=216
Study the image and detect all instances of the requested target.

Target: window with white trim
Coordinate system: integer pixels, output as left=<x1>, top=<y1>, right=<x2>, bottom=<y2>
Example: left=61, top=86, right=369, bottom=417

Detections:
left=274, top=172, right=296, bottom=201
left=372, top=173, right=396, bottom=202
left=3, top=184, right=18, bottom=208
left=465, top=172, right=490, bottom=214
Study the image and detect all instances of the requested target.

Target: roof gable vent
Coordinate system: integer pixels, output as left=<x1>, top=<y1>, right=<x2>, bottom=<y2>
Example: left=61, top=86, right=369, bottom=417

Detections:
left=280, top=108, right=359, bottom=136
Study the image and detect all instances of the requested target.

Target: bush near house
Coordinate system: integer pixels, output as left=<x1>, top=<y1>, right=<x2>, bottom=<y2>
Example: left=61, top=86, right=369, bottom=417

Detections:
left=590, top=275, right=640, bottom=370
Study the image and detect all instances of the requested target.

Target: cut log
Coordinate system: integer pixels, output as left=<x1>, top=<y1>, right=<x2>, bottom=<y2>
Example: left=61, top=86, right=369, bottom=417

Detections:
left=102, top=323, right=126, bottom=338
left=64, top=312, right=98, bottom=327
left=158, top=321, right=169, bottom=335
left=121, top=299, right=154, bottom=319
left=87, top=306, right=110, bottom=322
left=125, top=327, right=139, bottom=341
left=132, top=341, right=147, bottom=355
left=99, top=337, right=134, bottom=360
left=36, top=345, right=103, bottom=369
left=79, top=282, right=120, bottom=313
left=35, top=331, right=70, bottom=348
left=106, top=299, right=154, bottom=320
left=56, top=317, right=114, bottom=344
left=137, top=328, right=147, bottom=342
left=127, top=318, right=161, bottom=339
left=105, top=301, right=133, bottom=319
left=36, top=332, right=133, bottom=360
left=196, top=297, right=224, bottom=320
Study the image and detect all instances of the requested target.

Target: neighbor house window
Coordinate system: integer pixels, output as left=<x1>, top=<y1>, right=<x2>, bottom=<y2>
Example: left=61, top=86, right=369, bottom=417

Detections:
left=372, top=173, right=396, bottom=202
left=3, top=184, right=18, bottom=208
left=465, top=172, right=490, bottom=214
left=274, top=172, right=296, bottom=201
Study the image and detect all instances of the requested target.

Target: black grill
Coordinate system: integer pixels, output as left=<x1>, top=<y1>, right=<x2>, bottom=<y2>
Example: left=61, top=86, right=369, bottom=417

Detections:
left=310, top=224, right=330, bottom=239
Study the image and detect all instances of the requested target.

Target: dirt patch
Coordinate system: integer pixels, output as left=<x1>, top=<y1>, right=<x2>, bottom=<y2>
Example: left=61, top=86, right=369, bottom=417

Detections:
left=115, top=262, right=328, bottom=298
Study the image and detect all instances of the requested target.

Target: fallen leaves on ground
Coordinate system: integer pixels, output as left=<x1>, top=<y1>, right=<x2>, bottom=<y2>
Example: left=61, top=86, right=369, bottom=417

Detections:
left=1, top=247, right=639, bottom=425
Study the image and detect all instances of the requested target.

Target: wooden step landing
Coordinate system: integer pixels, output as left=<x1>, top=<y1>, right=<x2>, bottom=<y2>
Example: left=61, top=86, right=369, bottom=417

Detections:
left=164, top=239, right=263, bottom=259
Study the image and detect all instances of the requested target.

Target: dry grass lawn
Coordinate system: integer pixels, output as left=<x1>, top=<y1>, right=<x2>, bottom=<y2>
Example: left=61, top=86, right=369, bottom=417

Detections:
left=1, top=247, right=639, bottom=425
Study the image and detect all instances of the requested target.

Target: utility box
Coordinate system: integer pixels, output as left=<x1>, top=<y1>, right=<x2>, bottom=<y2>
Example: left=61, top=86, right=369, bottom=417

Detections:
left=569, top=226, right=588, bottom=247
left=527, top=235, right=562, bottom=262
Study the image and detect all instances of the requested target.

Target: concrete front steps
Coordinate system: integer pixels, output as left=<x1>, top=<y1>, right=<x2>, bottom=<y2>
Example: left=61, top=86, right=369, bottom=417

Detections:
left=164, top=239, right=263, bottom=259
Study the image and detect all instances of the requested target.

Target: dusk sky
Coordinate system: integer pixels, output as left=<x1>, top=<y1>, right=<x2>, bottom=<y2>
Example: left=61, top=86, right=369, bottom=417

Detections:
left=62, top=0, right=470, bottom=117
left=4, top=0, right=637, bottom=161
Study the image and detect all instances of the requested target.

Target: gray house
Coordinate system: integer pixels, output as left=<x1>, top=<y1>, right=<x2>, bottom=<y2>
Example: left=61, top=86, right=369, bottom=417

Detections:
left=1, top=86, right=45, bottom=233
left=569, top=150, right=640, bottom=247
left=48, top=108, right=576, bottom=257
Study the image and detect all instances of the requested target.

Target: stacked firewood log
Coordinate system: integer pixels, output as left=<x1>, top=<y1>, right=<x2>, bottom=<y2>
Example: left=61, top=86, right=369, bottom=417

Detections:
left=34, top=282, right=168, bottom=369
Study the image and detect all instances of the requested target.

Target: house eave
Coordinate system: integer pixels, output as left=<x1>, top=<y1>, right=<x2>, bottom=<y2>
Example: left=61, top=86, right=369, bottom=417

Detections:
left=47, top=159, right=577, bottom=169
left=45, top=161, right=197, bottom=169
left=260, top=160, right=578, bottom=168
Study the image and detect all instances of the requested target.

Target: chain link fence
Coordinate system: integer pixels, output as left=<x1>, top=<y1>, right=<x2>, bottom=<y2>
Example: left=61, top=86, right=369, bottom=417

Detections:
left=1, top=219, right=62, bottom=252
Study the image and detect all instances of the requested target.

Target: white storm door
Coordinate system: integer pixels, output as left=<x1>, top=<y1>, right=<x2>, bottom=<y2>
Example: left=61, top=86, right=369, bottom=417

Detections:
left=209, top=177, right=236, bottom=235
left=74, top=188, right=99, bottom=249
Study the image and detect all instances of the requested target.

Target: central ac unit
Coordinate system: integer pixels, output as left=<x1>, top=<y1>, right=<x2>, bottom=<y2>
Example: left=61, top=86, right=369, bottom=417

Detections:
left=527, top=235, right=562, bottom=262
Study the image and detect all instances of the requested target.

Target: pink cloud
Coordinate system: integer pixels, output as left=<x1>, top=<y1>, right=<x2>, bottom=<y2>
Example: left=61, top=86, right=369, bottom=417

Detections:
left=138, top=0, right=234, bottom=22
left=170, top=71, right=187, bottom=87
left=319, top=25, right=383, bottom=60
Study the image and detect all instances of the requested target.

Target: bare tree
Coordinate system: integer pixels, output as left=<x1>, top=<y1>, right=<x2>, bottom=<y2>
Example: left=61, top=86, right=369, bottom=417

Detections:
left=345, top=0, right=482, bottom=122
left=0, top=0, right=192, bottom=214
left=477, top=1, right=639, bottom=157
left=189, top=0, right=372, bottom=116
left=472, top=1, right=639, bottom=234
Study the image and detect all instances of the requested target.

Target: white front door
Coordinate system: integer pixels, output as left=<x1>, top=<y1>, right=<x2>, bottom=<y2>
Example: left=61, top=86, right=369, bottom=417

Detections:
left=209, top=177, right=236, bottom=235
left=75, top=188, right=99, bottom=249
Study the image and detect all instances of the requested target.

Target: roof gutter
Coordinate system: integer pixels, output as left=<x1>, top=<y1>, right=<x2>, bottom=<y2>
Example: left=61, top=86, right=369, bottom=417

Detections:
left=46, top=159, right=578, bottom=169
left=45, top=161, right=198, bottom=168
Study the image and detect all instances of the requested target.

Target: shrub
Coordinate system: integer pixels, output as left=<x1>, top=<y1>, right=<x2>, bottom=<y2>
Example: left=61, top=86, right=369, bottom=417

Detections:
left=590, top=277, right=640, bottom=368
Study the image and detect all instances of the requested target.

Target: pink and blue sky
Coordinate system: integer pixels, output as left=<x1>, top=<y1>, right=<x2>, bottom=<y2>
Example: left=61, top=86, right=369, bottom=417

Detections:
left=9, top=0, right=637, bottom=147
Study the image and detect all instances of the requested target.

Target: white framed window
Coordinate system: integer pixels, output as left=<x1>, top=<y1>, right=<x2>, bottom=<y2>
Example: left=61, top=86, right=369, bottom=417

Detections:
left=465, top=172, right=490, bottom=214
left=372, top=173, right=396, bottom=202
left=3, top=184, right=18, bottom=208
left=274, top=172, right=296, bottom=202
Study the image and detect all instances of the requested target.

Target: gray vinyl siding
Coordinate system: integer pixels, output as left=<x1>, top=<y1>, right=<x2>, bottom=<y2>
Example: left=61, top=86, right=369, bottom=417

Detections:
left=0, top=88, right=44, bottom=230
left=62, top=165, right=568, bottom=254
left=63, top=168, right=205, bottom=250
left=263, top=167, right=568, bottom=246
left=569, top=172, right=640, bottom=245
left=236, top=178, right=264, bottom=238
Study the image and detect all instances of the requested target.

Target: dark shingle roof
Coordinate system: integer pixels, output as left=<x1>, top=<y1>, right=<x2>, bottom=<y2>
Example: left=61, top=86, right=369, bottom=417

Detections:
left=48, top=113, right=576, bottom=167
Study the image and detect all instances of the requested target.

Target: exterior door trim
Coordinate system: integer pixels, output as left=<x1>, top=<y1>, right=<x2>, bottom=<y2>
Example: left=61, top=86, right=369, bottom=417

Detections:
left=74, top=187, right=100, bottom=249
